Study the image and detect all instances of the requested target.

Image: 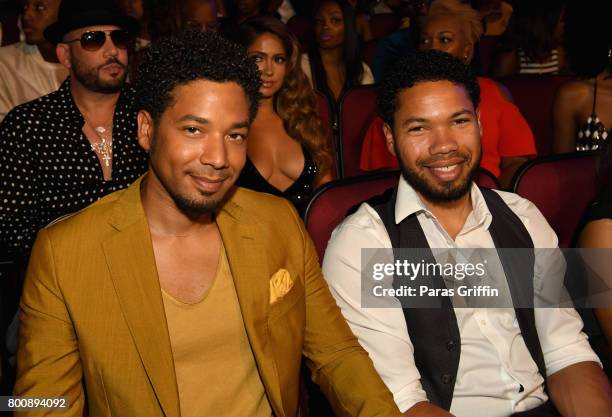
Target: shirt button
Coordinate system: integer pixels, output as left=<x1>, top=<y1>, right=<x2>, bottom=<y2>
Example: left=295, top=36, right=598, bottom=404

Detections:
left=446, top=340, right=457, bottom=351
left=441, top=374, right=453, bottom=384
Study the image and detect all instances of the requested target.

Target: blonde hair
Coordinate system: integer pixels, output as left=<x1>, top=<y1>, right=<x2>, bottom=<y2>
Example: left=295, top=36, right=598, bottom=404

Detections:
left=427, top=0, right=483, bottom=60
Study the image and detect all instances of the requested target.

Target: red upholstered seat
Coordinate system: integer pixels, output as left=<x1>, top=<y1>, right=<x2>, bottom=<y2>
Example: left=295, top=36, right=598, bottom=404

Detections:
left=511, top=151, right=598, bottom=248
left=369, top=13, right=400, bottom=40
left=305, top=169, right=500, bottom=260
left=338, top=85, right=378, bottom=178
left=499, top=75, right=572, bottom=156
left=286, top=15, right=313, bottom=53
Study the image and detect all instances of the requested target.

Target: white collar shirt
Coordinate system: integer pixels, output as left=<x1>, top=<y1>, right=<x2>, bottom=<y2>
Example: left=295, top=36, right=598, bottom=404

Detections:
left=322, top=176, right=600, bottom=416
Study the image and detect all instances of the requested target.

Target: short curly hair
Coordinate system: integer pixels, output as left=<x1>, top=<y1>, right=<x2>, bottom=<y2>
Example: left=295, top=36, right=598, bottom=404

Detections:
left=378, top=49, right=480, bottom=129
left=135, top=30, right=262, bottom=123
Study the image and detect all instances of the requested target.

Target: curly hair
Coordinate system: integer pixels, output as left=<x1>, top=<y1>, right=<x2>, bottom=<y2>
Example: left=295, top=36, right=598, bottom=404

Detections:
left=134, top=30, right=262, bottom=123
left=427, top=0, right=483, bottom=61
left=378, top=49, right=480, bottom=129
left=235, top=17, right=333, bottom=179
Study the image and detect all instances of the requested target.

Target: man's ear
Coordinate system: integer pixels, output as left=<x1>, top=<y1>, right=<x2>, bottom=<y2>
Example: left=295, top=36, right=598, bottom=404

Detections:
left=137, top=110, right=154, bottom=152
left=383, top=121, right=397, bottom=157
left=56, top=44, right=71, bottom=69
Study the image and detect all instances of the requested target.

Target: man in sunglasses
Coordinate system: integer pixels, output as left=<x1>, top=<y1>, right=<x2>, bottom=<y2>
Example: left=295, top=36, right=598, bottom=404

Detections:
left=0, top=0, right=68, bottom=121
left=0, top=0, right=148, bottom=266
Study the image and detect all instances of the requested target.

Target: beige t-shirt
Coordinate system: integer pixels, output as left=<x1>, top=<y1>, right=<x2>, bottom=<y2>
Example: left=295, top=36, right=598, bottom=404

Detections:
left=0, top=41, right=68, bottom=121
left=162, top=248, right=273, bottom=417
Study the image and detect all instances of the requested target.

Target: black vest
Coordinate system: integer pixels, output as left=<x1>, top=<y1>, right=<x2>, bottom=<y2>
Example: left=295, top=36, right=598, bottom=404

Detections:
left=369, top=187, right=547, bottom=411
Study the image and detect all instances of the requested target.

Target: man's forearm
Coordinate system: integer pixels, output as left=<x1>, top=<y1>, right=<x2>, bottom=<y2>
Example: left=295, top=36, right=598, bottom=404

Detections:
left=548, top=361, right=612, bottom=417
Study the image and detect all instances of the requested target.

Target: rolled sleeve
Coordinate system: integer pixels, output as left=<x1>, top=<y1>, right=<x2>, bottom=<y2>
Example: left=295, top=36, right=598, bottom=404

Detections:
left=322, top=204, right=428, bottom=412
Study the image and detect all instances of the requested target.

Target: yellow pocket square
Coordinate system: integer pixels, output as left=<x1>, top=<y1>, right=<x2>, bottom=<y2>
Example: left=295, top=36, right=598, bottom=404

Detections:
left=269, top=269, right=294, bottom=304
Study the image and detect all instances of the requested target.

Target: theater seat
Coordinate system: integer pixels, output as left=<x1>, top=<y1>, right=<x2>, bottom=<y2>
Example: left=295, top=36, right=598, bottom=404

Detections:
left=338, top=85, right=378, bottom=178
left=499, top=75, right=572, bottom=156
left=511, top=151, right=598, bottom=248
left=305, top=169, right=500, bottom=260
left=286, top=15, right=313, bottom=53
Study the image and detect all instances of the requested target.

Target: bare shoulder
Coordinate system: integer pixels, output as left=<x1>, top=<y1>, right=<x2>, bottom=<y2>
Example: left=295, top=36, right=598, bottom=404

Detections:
left=555, top=79, right=591, bottom=102
left=577, top=219, right=612, bottom=248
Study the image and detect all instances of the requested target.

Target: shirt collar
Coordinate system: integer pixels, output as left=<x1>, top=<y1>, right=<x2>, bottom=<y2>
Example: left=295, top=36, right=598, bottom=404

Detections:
left=57, top=77, right=134, bottom=126
left=394, top=175, right=493, bottom=232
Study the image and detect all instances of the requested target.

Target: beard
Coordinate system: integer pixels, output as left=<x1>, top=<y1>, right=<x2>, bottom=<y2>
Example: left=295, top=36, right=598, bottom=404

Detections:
left=148, top=140, right=225, bottom=217
left=395, top=143, right=482, bottom=203
left=72, top=57, right=127, bottom=94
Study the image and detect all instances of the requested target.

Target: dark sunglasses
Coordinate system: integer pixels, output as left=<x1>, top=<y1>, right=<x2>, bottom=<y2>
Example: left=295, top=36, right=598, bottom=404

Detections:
left=64, top=30, right=133, bottom=51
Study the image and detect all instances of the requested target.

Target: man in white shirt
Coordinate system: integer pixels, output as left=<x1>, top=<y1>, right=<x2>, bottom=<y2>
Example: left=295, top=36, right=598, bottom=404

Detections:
left=322, top=49, right=612, bottom=417
left=0, top=0, right=67, bottom=121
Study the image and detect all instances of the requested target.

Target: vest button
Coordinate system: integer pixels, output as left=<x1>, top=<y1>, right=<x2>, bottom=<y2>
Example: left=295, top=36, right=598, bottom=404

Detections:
left=442, top=374, right=453, bottom=384
left=446, top=340, right=457, bottom=351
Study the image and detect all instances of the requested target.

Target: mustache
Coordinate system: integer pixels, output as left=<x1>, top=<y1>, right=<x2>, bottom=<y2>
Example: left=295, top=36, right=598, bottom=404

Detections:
left=99, top=58, right=127, bottom=70
left=417, top=151, right=470, bottom=167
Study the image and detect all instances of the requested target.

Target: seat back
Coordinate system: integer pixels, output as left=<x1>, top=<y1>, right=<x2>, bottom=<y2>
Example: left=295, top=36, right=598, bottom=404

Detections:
left=286, top=15, right=313, bottom=52
left=306, top=169, right=500, bottom=260
left=500, top=75, right=572, bottom=156
left=369, top=13, right=400, bottom=40
left=338, top=85, right=379, bottom=178
left=511, top=152, right=599, bottom=247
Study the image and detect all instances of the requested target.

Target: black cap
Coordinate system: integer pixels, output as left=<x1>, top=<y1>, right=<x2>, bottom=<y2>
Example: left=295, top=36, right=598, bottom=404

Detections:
left=44, top=0, right=139, bottom=44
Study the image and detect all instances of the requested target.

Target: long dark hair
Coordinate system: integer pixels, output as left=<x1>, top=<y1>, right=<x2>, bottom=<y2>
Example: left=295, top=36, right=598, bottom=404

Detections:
left=308, top=0, right=364, bottom=100
left=235, top=17, right=333, bottom=181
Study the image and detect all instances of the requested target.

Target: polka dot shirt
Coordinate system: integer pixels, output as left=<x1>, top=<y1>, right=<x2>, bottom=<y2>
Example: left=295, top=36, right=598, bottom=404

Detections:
left=0, top=78, right=148, bottom=261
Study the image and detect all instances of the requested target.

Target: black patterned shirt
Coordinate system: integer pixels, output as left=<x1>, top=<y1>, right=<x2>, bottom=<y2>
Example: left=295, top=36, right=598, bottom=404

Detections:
left=0, top=78, right=148, bottom=261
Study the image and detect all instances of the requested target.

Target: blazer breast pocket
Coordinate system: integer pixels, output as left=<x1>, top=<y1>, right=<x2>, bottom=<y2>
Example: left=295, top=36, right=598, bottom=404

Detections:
left=268, top=276, right=304, bottom=321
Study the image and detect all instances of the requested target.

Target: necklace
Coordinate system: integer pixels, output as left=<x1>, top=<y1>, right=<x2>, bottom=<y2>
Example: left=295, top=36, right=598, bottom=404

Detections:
left=90, top=125, right=113, bottom=167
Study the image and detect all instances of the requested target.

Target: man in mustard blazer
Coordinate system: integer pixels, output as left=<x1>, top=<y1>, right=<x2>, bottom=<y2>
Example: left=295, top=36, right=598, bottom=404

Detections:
left=14, top=29, right=402, bottom=417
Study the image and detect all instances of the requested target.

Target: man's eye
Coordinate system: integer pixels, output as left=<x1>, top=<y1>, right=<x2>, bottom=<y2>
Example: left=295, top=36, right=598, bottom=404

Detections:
left=228, top=133, right=246, bottom=142
left=440, top=36, right=452, bottom=44
left=184, top=126, right=201, bottom=135
left=453, top=118, right=470, bottom=125
left=409, top=126, right=425, bottom=133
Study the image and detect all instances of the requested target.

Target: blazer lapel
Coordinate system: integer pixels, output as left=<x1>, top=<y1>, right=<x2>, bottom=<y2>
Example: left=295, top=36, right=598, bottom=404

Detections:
left=217, top=197, right=285, bottom=417
left=103, top=179, right=180, bottom=417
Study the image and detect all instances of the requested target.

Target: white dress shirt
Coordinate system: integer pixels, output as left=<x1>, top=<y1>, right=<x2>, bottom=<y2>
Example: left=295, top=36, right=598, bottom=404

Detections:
left=0, top=41, right=68, bottom=121
left=322, top=176, right=601, bottom=417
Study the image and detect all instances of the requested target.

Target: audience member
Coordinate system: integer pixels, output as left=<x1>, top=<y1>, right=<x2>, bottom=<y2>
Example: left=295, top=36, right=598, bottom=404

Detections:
left=372, top=0, right=428, bottom=82
left=14, top=29, right=404, bottom=417
left=302, top=0, right=373, bottom=111
left=552, top=0, right=610, bottom=153
left=323, top=49, right=612, bottom=417
left=224, top=0, right=268, bottom=24
left=472, top=0, right=512, bottom=37
left=0, top=0, right=148, bottom=263
left=0, top=0, right=68, bottom=121
left=182, top=0, right=219, bottom=32
left=347, top=0, right=372, bottom=42
left=491, top=0, right=566, bottom=77
left=234, top=17, right=332, bottom=214
left=577, top=142, right=612, bottom=347
left=144, top=0, right=184, bottom=42
left=361, top=0, right=536, bottom=187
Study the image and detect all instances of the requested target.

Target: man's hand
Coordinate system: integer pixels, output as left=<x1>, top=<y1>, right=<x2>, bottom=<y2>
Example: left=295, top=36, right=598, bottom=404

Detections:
left=403, top=401, right=455, bottom=417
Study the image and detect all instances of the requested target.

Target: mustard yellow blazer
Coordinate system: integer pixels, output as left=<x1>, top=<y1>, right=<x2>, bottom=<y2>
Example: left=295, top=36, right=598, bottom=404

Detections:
left=14, top=177, right=401, bottom=417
